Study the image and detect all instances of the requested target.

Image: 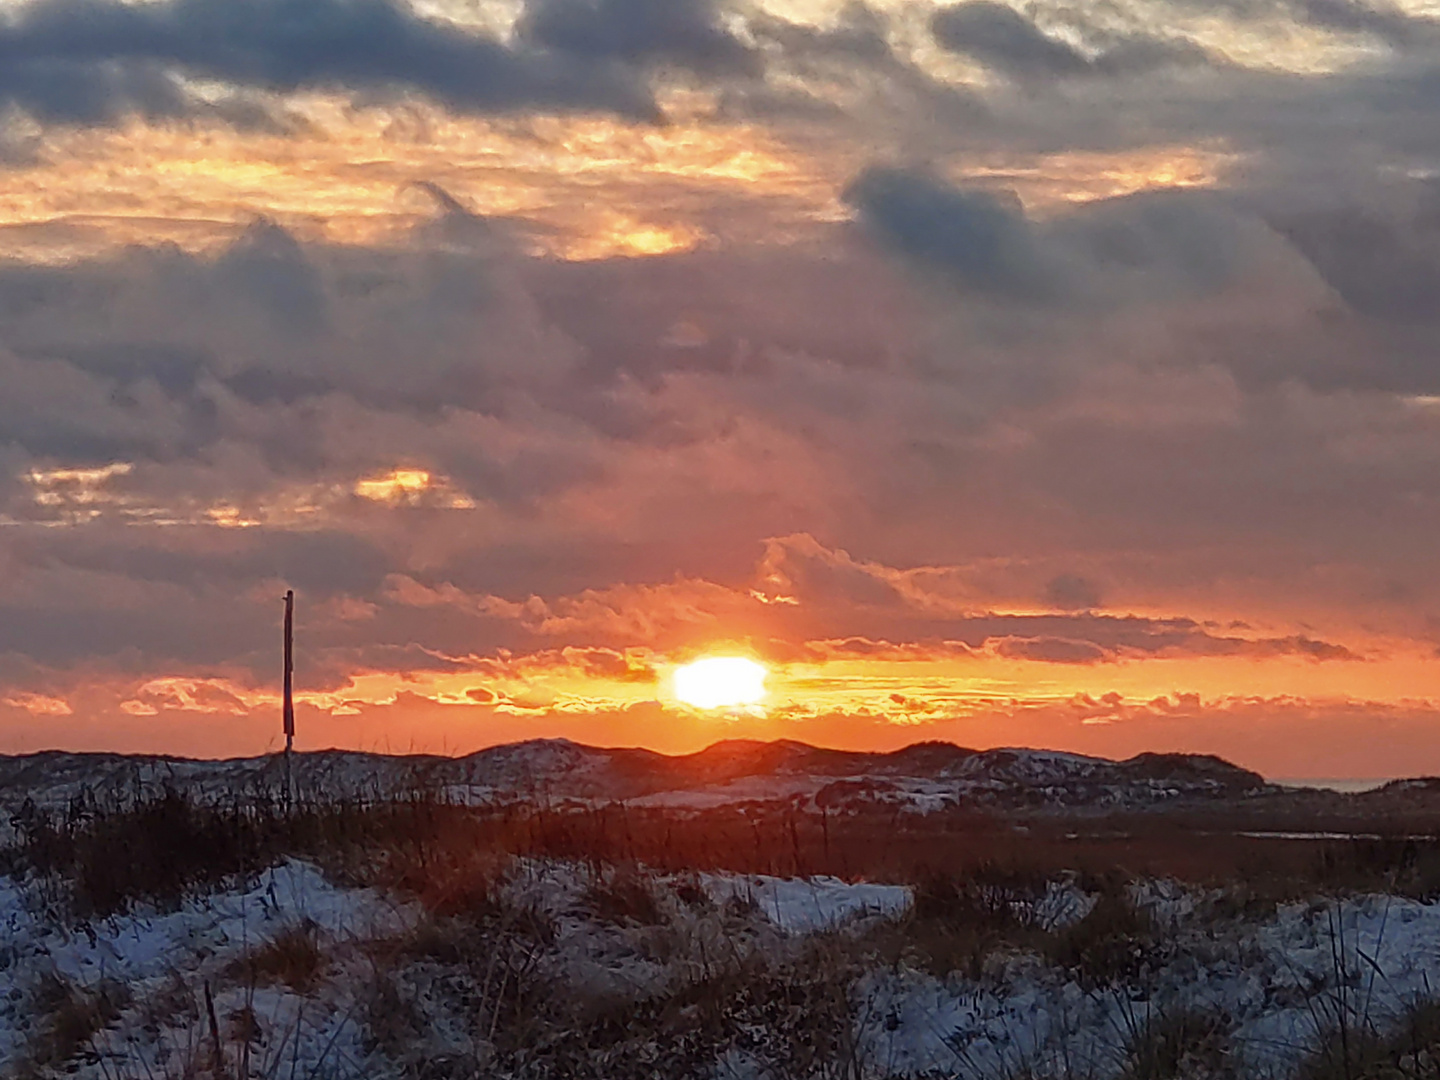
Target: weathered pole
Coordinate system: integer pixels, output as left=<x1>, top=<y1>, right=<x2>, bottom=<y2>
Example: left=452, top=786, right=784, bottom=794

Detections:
left=283, top=589, right=295, bottom=807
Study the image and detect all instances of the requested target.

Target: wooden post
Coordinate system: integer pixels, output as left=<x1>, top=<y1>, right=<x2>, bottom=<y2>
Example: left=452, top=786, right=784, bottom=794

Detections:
left=283, top=589, right=294, bottom=807
left=283, top=589, right=295, bottom=752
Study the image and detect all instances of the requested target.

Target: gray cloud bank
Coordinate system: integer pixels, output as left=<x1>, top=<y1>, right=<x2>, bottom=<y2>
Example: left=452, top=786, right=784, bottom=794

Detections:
left=0, top=0, right=1433, bottom=155
left=0, top=0, right=759, bottom=124
left=0, top=167, right=1437, bottom=699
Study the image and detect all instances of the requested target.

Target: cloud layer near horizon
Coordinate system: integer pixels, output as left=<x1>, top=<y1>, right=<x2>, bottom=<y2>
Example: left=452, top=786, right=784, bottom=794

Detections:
left=2, top=0, right=1440, bottom=775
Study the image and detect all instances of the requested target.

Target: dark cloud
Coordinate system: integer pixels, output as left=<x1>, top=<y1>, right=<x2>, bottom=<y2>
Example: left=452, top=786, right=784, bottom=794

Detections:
left=1267, top=196, right=1440, bottom=326
left=844, top=167, right=1063, bottom=300
left=994, top=635, right=1108, bottom=663
left=214, top=220, right=329, bottom=335
left=0, top=599, right=272, bottom=671
left=15, top=527, right=395, bottom=597
left=0, top=0, right=1004, bottom=140
left=750, top=2, right=895, bottom=66
left=753, top=0, right=1430, bottom=202
left=947, top=617, right=1357, bottom=663
left=931, top=2, right=1091, bottom=80
left=517, top=0, right=758, bottom=76
left=0, top=218, right=586, bottom=469
left=1044, top=574, right=1102, bottom=611
left=982, top=624, right=1357, bottom=664
left=526, top=243, right=927, bottom=385
left=0, top=58, right=193, bottom=126
left=0, top=200, right=1419, bottom=701
left=0, top=347, right=207, bottom=463
left=0, top=0, right=673, bottom=125
left=24, top=343, right=210, bottom=397
left=705, top=537, right=1366, bottom=664
left=732, top=0, right=988, bottom=130
left=844, top=167, right=1267, bottom=306
left=1087, top=34, right=1215, bottom=77
left=929, top=2, right=1212, bottom=82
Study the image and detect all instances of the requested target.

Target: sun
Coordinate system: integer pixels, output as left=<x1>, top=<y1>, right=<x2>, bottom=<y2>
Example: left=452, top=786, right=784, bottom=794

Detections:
left=673, top=657, right=768, bottom=709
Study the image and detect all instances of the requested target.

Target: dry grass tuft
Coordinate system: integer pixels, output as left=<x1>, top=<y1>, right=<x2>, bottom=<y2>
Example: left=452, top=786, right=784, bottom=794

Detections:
left=1121, top=1006, right=1235, bottom=1080
left=19, top=972, right=129, bottom=1075
left=1298, top=998, right=1440, bottom=1080
left=1049, top=882, right=1162, bottom=989
left=228, top=920, right=326, bottom=994
left=872, top=864, right=1067, bottom=981
left=361, top=969, right=428, bottom=1062
left=586, top=863, right=665, bottom=927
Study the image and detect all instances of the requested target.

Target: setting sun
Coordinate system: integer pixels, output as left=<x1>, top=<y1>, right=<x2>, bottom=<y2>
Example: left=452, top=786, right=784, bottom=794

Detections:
left=672, top=657, right=768, bottom=710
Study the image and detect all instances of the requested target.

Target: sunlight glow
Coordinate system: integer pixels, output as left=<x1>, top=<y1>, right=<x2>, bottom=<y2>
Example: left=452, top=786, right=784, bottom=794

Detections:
left=673, top=657, right=768, bottom=710
left=355, top=469, right=432, bottom=502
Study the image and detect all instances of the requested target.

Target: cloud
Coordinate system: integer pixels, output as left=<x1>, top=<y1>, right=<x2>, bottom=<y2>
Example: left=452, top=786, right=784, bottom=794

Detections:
left=844, top=167, right=1063, bottom=300
left=1044, top=574, right=1103, bottom=611
left=553, top=645, right=658, bottom=683
left=1267, top=193, right=1440, bottom=327
left=1180, top=0, right=1436, bottom=48
left=427, top=535, right=1364, bottom=665
left=214, top=220, right=329, bottom=335
left=0, top=0, right=1000, bottom=148
left=994, top=635, right=1109, bottom=663
left=517, top=0, right=758, bottom=76
left=0, top=0, right=670, bottom=126
left=843, top=167, right=1285, bottom=306
left=930, top=2, right=1213, bottom=82
left=0, top=192, right=1424, bottom=765
left=1290, top=0, right=1424, bottom=43
left=931, top=2, right=1092, bottom=80
left=979, top=620, right=1360, bottom=663
left=8, top=0, right=1440, bottom=775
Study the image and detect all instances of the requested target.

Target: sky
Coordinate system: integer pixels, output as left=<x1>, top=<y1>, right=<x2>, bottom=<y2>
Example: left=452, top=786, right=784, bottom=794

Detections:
left=4, top=0, right=1440, bottom=776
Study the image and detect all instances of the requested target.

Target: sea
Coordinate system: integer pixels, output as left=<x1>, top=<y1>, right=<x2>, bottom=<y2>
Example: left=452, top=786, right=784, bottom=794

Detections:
left=1271, top=778, right=1396, bottom=794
